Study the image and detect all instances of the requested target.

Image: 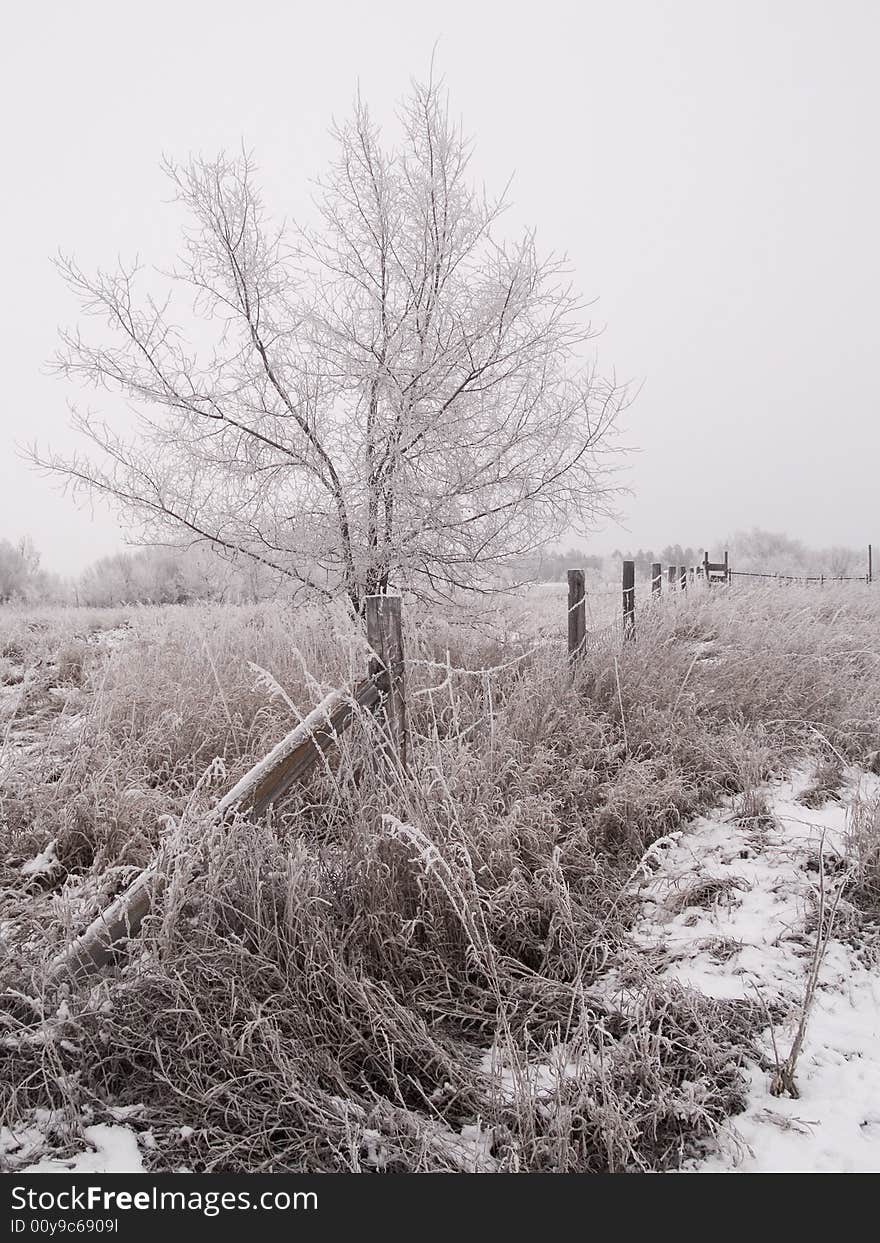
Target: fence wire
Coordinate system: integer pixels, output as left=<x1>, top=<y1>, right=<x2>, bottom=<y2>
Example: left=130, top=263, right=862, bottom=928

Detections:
left=729, top=570, right=870, bottom=583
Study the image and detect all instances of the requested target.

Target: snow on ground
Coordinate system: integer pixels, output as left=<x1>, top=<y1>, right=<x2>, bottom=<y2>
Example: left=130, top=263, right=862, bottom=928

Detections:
left=1, top=1118, right=145, bottom=1174
left=479, top=1046, right=573, bottom=1102
left=20, top=839, right=60, bottom=878
left=477, top=764, right=880, bottom=1171
left=606, top=767, right=880, bottom=1173
left=21, top=1125, right=146, bottom=1174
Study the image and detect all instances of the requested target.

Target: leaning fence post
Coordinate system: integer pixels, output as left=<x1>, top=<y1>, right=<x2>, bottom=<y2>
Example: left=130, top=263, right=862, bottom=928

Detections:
left=623, top=560, right=635, bottom=639
left=651, top=562, right=662, bottom=599
left=365, top=594, right=408, bottom=771
left=567, top=568, right=587, bottom=661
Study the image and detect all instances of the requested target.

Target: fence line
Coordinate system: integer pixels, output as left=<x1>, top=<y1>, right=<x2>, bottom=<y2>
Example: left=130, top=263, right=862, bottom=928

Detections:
left=729, top=570, right=867, bottom=583
left=566, top=544, right=875, bottom=663
left=50, top=545, right=877, bottom=982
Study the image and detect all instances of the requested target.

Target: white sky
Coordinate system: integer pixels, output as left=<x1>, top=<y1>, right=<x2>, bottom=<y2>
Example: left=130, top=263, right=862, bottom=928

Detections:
left=2, top=0, right=878, bottom=573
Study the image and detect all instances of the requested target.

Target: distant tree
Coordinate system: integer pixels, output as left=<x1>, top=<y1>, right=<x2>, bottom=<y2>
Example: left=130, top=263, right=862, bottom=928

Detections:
left=658, top=544, right=697, bottom=569
left=0, top=537, right=63, bottom=603
left=75, top=543, right=282, bottom=606
left=0, top=540, right=30, bottom=602
left=825, top=545, right=858, bottom=577
left=504, top=544, right=607, bottom=583
left=36, top=73, right=628, bottom=612
left=77, top=548, right=205, bottom=606
left=722, top=529, right=863, bottom=577
left=725, top=529, right=806, bottom=574
left=618, top=548, right=662, bottom=577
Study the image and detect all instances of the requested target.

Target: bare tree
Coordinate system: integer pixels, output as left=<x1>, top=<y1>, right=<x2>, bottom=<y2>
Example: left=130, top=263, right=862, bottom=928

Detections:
left=826, top=545, right=856, bottom=578
left=0, top=537, right=62, bottom=603
left=34, top=75, right=628, bottom=613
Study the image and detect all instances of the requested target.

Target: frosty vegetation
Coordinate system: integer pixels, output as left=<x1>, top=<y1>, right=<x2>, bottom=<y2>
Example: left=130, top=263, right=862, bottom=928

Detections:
left=2, top=582, right=880, bottom=1172
left=5, top=66, right=878, bottom=1180
left=33, top=75, right=630, bottom=612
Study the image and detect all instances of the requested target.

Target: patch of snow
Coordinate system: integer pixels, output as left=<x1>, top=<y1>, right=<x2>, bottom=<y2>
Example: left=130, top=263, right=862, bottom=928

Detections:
left=20, top=840, right=60, bottom=878
left=694, top=964, right=880, bottom=1172
left=21, top=1125, right=145, bottom=1174
left=436, top=1122, right=498, bottom=1172
left=1, top=1123, right=48, bottom=1169
left=84, top=625, right=132, bottom=650
left=601, top=765, right=880, bottom=1173
left=360, top=1128, right=388, bottom=1170
left=479, top=1045, right=577, bottom=1103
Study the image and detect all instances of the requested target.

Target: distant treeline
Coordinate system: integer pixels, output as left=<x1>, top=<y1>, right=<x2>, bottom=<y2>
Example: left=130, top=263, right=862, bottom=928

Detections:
left=507, top=547, right=605, bottom=582
left=0, top=540, right=282, bottom=607
left=722, top=530, right=867, bottom=578
left=0, top=528, right=871, bottom=606
left=510, top=531, right=870, bottom=583
left=507, top=545, right=704, bottom=582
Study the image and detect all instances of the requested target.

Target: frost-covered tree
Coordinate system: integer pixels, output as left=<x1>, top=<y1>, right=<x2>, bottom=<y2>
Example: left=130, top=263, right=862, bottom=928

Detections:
left=0, top=538, right=62, bottom=603
left=35, top=75, right=628, bottom=612
left=723, top=530, right=865, bottom=578
left=0, top=540, right=32, bottom=602
left=825, top=545, right=857, bottom=577
left=727, top=529, right=807, bottom=574
left=76, top=545, right=259, bottom=606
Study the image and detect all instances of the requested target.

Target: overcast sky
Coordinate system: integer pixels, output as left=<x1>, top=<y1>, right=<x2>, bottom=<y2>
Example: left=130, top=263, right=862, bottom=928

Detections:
left=2, top=0, right=877, bottom=574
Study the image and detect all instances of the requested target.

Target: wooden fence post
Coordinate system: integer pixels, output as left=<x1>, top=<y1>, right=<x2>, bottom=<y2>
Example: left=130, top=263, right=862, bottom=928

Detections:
left=623, top=560, right=635, bottom=639
left=869, top=544, right=873, bottom=584
left=702, top=550, right=710, bottom=582
left=567, top=568, right=587, bottom=660
left=724, top=550, right=730, bottom=584
left=651, top=562, right=662, bottom=599
left=680, top=566, right=687, bottom=592
left=667, top=565, right=677, bottom=591
left=688, top=567, right=695, bottom=585
left=365, top=594, right=408, bottom=770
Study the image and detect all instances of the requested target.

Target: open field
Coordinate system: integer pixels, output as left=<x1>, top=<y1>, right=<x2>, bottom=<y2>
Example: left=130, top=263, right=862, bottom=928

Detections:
left=2, top=583, right=880, bottom=1172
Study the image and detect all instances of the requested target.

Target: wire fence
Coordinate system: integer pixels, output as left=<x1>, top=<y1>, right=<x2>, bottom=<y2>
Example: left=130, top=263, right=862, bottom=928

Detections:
left=723, top=542, right=874, bottom=585
left=729, top=570, right=870, bottom=584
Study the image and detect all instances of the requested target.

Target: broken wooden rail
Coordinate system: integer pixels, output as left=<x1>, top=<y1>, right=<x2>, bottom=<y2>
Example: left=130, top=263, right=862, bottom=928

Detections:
left=48, top=595, right=407, bottom=985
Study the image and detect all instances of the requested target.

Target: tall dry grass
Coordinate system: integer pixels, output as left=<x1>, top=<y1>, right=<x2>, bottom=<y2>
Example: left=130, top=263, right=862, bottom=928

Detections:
left=1, top=581, right=879, bottom=1171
